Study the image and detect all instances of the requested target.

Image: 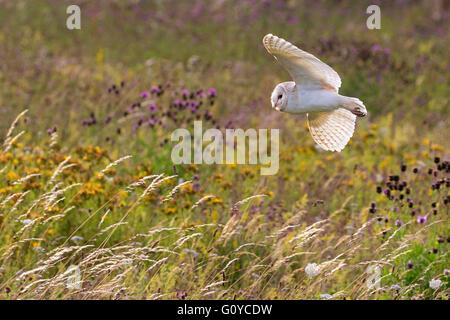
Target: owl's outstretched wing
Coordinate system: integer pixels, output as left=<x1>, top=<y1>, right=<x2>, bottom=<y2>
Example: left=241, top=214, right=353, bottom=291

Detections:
left=263, top=34, right=341, bottom=92
left=307, top=108, right=356, bottom=152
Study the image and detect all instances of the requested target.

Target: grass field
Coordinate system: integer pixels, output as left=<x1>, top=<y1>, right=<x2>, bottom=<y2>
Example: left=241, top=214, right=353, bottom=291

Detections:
left=0, top=0, right=448, bottom=299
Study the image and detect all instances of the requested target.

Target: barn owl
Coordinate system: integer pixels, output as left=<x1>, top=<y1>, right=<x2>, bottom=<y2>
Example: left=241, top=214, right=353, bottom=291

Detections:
left=263, top=34, right=367, bottom=152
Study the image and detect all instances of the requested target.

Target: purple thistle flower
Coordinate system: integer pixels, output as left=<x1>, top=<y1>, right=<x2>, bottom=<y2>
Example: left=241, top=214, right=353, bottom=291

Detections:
left=189, top=100, right=197, bottom=107
left=197, top=91, right=206, bottom=99
left=395, top=220, right=403, bottom=227
left=140, top=91, right=150, bottom=99
left=180, top=89, right=189, bottom=97
left=173, top=99, right=181, bottom=106
left=207, top=88, right=217, bottom=98
left=104, top=116, right=112, bottom=124
left=416, top=216, right=427, bottom=224
left=149, top=104, right=157, bottom=112
left=371, top=44, right=382, bottom=52
left=151, top=86, right=161, bottom=94
left=407, top=262, right=413, bottom=269
left=148, top=117, right=157, bottom=125
left=46, top=129, right=53, bottom=134
left=190, top=107, right=197, bottom=113
left=177, top=291, right=187, bottom=300
left=204, top=111, right=213, bottom=120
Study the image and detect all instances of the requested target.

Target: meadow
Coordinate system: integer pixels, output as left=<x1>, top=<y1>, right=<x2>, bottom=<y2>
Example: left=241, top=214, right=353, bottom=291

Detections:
left=0, top=0, right=448, bottom=300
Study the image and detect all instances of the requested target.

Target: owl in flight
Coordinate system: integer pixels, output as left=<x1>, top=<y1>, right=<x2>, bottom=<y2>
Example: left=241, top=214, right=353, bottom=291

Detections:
left=263, top=34, right=367, bottom=152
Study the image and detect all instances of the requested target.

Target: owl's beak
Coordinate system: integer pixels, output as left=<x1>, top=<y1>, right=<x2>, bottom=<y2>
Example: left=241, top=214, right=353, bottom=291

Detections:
left=273, top=102, right=282, bottom=112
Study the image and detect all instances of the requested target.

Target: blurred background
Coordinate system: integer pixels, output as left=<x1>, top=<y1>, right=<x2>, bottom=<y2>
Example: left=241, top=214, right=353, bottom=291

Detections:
left=0, top=0, right=448, bottom=141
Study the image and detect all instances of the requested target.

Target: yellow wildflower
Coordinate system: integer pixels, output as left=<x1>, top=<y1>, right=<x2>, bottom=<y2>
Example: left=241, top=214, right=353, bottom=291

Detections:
left=5, top=171, right=19, bottom=181
left=165, top=207, right=177, bottom=214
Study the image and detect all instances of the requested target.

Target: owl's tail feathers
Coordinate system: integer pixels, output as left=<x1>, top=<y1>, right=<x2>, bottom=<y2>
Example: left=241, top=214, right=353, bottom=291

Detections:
left=307, top=108, right=356, bottom=152
left=342, top=96, right=367, bottom=117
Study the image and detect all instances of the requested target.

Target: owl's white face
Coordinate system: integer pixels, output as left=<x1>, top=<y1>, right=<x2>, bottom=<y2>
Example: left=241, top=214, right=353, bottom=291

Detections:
left=270, top=84, right=288, bottom=111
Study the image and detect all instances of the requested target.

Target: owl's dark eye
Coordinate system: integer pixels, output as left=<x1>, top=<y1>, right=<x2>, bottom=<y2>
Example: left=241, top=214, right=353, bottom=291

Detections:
left=278, top=94, right=283, bottom=99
